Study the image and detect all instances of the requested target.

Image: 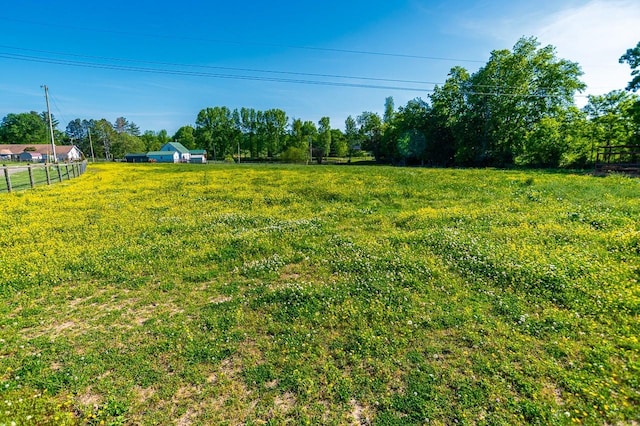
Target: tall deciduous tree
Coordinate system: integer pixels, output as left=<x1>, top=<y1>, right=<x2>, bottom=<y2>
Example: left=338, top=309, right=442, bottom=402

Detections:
left=620, top=41, right=640, bottom=92
left=262, top=109, right=288, bottom=158
left=316, top=116, right=331, bottom=163
left=173, top=125, right=196, bottom=149
left=113, top=117, right=141, bottom=136
left=428, top=66, right=471, bottom=165
left=140, top=130, right=161, bottom=152
left=344, top=115, right=360, bottom=162
left=464, top=37, right=585, bottom=166
left=357, top=112, right=383, bottom=161
left=330, top=129, right=347, bottom=157
left=195, top=107, right=238, bottom=160
left=0, top=112, right=48, bottom=144
left=94, top=119, right=116, bottom=159
left=393, top=98, right=430, bottom=164
left=110, top=132, right=145, bottom=158
left=584, top=90, right=639, bottom=147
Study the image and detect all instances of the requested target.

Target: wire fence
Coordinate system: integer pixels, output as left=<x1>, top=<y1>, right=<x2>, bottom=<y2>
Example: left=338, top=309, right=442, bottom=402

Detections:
left=1, top=161, right=88, bottom=193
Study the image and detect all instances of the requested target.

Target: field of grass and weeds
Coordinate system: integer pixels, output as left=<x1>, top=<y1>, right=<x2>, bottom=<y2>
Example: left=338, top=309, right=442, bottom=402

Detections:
left=0, top=163, right=638, bottom=425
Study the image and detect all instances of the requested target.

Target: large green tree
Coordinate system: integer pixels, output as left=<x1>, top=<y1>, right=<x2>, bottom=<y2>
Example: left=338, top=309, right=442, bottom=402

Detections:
left=426, top=66, right=470, bottom=165
left=262, top=109, right=288, bottom=158
left=110, top=132, right=145, bottom=159
left=316, top=116, right=331, bottom=163
left=173, top=125, right=196, bottom=149
left=94, top=119, right=116, bottom=159
left=357, top=112, right=383, bottom=161
left=0, top=111, right=49, bottom=144
left=619, top=41, right=640, bottom=145
left=620, top=41, right=640, bottom=92
left=344, top=115, right=361, bottom=163
left=195, top=107, right=239, bottom=160
left=393, top=98, right=430, bottom=165
left=330, top=128, right=347, bottom=157
left=114, top=117, right=141, bottom=136
left=140, top=130, right=161, bottom=152
left=461, top=37, right=585, bottom=166
left=584, top=90, right=639, bottom=148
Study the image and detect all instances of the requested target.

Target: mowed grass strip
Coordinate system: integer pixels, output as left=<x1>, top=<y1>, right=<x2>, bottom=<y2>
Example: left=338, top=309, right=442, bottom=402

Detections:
left=0, top=163, right=638, bottom=425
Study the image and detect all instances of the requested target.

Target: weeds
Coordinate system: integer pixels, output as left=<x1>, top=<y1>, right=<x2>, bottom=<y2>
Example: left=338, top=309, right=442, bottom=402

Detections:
left=0, top=164, right=638, bottom=424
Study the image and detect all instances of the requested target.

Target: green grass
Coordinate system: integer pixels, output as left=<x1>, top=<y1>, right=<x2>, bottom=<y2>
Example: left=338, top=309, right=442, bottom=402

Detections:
left=0, top=164, right=75, bottom=193
left=0, top=163, right=638, bottom=425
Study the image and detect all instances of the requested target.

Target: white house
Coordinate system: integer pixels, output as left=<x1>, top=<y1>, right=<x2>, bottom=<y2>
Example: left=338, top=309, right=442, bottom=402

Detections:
left=160, top=142, right=191, bottom=163
left=0, top=144, right=83, bottom=162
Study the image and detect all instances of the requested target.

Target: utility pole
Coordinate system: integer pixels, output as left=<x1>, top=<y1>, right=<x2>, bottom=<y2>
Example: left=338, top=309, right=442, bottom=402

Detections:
left=238, top=140, right=240, bottom=164
left=87, top=127, right=96, bottom=162
left=42, top=85, right=57, bottom=163
left=308, top=136, right=312, bottom=165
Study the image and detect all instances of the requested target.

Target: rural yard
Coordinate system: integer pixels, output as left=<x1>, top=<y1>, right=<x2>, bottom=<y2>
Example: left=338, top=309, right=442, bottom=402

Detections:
left=0, top=163, right=638, bottom=424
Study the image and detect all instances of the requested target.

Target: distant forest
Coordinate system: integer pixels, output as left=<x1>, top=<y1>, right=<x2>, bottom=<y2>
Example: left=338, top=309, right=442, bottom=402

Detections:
left=2, top=37, right=639, bottom=168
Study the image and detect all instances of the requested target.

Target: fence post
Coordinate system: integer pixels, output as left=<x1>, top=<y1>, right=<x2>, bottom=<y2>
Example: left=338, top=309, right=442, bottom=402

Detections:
left=56, top=164, right=63, bottom=182
left=28, top=164, right=35, bottom=188
left=71, top=163, right=76, bottom=178
left=45, top=164, right=51, bottom=185
left=3, top=166, right=11, bottom=193
left=65, top=164, right=70, bottom=180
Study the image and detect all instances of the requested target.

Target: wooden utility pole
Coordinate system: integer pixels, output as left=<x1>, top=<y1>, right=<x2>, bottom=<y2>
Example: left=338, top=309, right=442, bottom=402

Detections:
left=42, top=85, right=58, bottom=163
left=87, top=128, right=96, bottom=162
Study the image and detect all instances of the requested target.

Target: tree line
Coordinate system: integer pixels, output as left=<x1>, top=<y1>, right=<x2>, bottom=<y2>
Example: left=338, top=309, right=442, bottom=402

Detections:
left=1, top=37, right=639, bottom=167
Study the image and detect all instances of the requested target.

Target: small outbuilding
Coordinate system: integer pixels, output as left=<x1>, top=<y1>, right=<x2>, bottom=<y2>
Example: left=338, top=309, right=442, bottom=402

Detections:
left=19, top=151, right=43, bottom=162
left=189, top=149, right=207, bottom=164
left=0, top=149, right=12, bottom=160
left=147, top=151, right=179, bottom=163
left=125, top=153, right=149, bottom=163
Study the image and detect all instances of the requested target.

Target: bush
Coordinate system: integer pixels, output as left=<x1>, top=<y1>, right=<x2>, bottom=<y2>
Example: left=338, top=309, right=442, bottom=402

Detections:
left=280, top=146, right=308, bottom=163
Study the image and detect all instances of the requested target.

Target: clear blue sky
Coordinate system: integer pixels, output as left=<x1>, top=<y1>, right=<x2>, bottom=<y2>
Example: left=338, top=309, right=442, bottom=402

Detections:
left=0, top=0, right=638, bottom=135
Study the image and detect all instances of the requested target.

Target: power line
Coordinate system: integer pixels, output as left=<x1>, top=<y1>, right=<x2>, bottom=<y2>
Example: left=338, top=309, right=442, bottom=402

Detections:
left=0, top=16, right=487, bottom=64
left=48, top=93, right=70, bottom=129
left=0, top=53, right=435, bottom=93
left=0, top=47, right=585, bottom=96
left=0, top=45, right=443, bottom=87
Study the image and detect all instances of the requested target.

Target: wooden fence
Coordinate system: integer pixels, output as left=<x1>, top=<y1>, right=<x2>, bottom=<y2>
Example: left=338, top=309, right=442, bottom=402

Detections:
left=594, top=145, right=640, bottom=176
left=1, top=161, right=88, bottom=193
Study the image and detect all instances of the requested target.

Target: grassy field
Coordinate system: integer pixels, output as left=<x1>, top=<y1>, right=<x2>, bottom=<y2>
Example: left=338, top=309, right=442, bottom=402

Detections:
left=0, top=163, right=638, bottom=425
left=1, top=164, right=77, bottom=193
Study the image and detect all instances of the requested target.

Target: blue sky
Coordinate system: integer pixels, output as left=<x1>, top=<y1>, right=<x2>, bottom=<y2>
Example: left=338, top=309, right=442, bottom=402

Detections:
left=0, top=0, right=638, bottom=134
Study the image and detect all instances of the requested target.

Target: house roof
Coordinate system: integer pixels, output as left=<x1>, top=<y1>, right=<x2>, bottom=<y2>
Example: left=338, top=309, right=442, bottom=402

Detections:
left=161, top=142, right=190, bottom=154
left=189, top=149, right=206, bottom=155
left=0, top=144, right=80, bottom=156
left=0, top=149, right=12, bottom=155
left=147, top=151, right=178, bottom=156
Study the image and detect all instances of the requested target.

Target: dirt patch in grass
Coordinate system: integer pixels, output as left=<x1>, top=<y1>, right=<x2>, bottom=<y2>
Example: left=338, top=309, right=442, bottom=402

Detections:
left=76, top=389, right=102, bottom=407
left=273, top=391, right=296, bottom=414
left=176, top=407, right=197, bottom=426
left=350, top=399, right=372, bottom=425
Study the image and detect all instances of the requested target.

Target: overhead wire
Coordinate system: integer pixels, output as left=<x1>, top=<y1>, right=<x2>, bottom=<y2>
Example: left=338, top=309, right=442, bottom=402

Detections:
left=0, top=16, right=487, bottom=64
left=0, top=45, right=443, bottom=87
left=0, top=48, right=585, bottom=98
left=0, top=52, right=435, bottom=93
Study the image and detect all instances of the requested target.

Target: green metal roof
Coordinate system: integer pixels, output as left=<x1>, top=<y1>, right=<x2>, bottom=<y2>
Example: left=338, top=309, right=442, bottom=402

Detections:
left=147, top=151, right=177, bottom=156
left=189, top=149, right=206, bottom=155
left=161, top=142, right=190, bottom=154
